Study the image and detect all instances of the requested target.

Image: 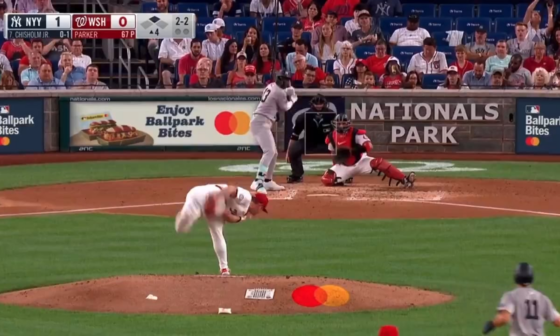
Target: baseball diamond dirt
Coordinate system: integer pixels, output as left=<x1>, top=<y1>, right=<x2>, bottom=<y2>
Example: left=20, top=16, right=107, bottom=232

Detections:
left=0, top=152, right=558, bottom=316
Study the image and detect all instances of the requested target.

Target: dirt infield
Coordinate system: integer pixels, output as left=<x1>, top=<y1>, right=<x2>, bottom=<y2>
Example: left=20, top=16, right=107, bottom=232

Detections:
left=0, top=275, right=453, bottom=315
left=0, top=176, right=558, bottom=219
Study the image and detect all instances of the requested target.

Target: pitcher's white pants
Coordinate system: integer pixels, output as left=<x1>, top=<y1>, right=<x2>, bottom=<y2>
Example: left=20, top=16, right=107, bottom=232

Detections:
left=175, top=187, right=228, bottom=270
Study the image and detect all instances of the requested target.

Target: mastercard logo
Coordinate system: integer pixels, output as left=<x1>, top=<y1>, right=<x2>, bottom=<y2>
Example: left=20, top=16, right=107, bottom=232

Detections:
left=292, top=285, right=350, bottom=307
left=0, top=137, right=10, bottom=146
left=525, top=137, right=540, bottom=146
left=215, top=111, right=250, bottom=135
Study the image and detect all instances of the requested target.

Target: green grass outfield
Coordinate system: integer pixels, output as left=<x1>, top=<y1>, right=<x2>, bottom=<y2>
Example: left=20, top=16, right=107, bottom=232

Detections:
left=0, top=159, right=559, bottom=336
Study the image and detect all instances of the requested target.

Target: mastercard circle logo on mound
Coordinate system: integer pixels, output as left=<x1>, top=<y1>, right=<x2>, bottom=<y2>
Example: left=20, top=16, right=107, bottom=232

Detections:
left=292, top=284, right=350, bottom=307
left=215, top=111, right=251, bottom=135
left=0, top=137, right=10, bottom=146
left=525, top=137, right=540, bottom=146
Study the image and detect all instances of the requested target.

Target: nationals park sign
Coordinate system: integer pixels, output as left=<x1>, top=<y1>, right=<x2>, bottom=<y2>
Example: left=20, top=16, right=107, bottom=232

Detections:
left=348, top=101, right=501, bottom=145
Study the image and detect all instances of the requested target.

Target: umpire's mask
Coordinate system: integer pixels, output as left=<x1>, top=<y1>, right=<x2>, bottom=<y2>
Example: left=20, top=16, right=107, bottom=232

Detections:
left=310, top=94, right=327, bottom=111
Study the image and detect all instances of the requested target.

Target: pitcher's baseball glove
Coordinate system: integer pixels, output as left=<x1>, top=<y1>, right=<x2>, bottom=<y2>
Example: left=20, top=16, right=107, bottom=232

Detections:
left=333, top=148, right=352, bottom=165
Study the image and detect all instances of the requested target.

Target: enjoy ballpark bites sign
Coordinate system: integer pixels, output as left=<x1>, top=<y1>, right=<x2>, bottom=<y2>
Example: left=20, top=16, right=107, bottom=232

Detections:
left=516, top=98, right=560, bottom=154
left=349, top=101, right=500, bottom=144
left=68, top=99, right=260, bottom=149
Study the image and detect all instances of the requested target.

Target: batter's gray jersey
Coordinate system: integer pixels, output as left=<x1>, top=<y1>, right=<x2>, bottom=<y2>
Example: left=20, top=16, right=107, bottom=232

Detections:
left=498, top=287, right=560, bottom=336
left=253, top=83, right=290, bottom=121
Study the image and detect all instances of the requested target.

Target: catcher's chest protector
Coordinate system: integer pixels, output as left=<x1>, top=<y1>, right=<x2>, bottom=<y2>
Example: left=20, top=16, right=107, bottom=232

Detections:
left=328, top=128, right=365, bottom=165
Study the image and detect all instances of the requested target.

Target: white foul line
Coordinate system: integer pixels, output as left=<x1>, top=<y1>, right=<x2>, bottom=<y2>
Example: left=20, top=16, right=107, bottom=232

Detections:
left=402, top=200, right=560, bottom=217
left=0, top=191, right=298, bottom=218
left=0, top=192, right=558, bottom=219
left=0, top=202, right=184, bottom=218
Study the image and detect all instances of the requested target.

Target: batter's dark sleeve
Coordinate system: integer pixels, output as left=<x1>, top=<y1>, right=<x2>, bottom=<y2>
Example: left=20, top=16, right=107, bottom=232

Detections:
left=290, top=114, right=304, bottom=141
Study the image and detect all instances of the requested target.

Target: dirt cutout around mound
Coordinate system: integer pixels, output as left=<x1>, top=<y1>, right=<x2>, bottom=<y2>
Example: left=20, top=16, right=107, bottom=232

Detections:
left=0, top=275, right=453, bottom=315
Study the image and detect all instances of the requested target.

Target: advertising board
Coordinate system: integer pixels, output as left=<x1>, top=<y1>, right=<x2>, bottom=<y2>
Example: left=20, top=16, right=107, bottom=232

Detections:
left=0, top=98, right=44, bottom=154
left=516, top=98, right=560, bottom=154
left=60, top=97, right=261, bottom=152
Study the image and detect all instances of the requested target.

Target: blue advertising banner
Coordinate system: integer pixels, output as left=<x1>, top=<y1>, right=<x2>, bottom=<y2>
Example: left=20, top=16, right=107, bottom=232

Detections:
left=516, top=98, right=560, bottom=154
left=283, top=96, right=345, bottom=150
left=0, top=98, right=43, bottom=154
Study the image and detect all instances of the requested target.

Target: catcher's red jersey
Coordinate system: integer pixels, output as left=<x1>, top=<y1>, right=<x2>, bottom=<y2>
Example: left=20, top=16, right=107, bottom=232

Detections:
left=325, top=128, right=371, bottom=166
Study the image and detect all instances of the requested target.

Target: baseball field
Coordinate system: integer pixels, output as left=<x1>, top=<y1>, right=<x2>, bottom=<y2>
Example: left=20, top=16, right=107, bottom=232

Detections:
left=0, top=153, right=559, bottom=336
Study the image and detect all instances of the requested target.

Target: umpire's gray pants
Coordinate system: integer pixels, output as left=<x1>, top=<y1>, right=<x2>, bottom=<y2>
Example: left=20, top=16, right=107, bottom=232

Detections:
left=250, top=114, right=277, bottom=180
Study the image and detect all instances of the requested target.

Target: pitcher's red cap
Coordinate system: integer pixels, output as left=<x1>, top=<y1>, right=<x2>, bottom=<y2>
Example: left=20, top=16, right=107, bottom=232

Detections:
left=379, top=325, right=399, bottom=336
left=254, top=192, right=269, bottom=213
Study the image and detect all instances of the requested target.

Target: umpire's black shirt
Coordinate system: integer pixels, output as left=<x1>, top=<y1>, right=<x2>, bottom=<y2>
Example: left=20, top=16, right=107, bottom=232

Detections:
left=291, top=109, right=335, bottom=151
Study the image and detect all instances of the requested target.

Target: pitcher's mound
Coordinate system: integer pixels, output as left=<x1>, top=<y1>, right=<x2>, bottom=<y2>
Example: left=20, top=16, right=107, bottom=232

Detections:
left=0, top=275, right=453, bottom=315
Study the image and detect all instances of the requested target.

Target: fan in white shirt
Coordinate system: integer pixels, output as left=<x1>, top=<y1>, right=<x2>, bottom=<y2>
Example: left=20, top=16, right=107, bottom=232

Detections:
left=312, top=24, right=343, bottom=62
left=58, top=39, right=92, bottom=69
left=389, top=14, right=430, bottom=47
left=249, top=0, right=282, bottom=18
left=201, top=24, right=228, bottom=62
left=333, top=41, right=356, bottom=81
left=158, top=38, right=192, bottom=88
left=407, top=37, right=448, bottom=74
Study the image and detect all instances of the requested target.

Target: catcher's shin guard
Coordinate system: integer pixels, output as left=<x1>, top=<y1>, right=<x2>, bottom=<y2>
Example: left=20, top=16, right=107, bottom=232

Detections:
left=370, top=158, right=408, bottom=187
left=321, top=169, right=344, bottom=186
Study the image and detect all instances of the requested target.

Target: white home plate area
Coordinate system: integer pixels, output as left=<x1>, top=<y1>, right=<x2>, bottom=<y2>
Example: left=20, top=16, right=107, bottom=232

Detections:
left=269, top=184, right=445, bottom=202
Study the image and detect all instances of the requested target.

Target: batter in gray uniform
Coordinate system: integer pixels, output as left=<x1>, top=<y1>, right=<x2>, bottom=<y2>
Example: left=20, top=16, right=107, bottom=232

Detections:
left=483, top=262, right=560, bottom=335
left=249, top=72, right=297, bottom=193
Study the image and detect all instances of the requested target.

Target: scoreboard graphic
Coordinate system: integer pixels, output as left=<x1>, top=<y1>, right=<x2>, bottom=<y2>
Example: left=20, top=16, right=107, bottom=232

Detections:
left=3, top=13, right=196, bottom=39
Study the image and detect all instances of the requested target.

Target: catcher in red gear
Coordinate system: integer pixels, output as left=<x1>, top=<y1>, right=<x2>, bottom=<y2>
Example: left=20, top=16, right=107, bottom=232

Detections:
left=321, top=114, right=416, bottom=187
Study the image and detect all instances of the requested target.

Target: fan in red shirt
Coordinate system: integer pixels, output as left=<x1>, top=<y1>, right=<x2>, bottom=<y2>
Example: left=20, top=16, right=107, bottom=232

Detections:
left=1, top=39, right=31, bottom=61
left=322, top=0, right=360, bottom=18
left=379, top=57, right=405, bottom=89
left=188, top=57, right=217, bottom=85
left=283, top=0, right=313, bottom=17
left=291, top=54, right=326, bottom=84
left=321, top=114, right=416, bottom=187
left=253, top=43, right=281, bottom=75
left=450, top=45, right=474, bottom=78
left=365, top=40, right=390, bottom=77
left=523, top=42, right=556, bottom=73
left=301, top=2, right=324, bottom=31
left=178, top=39, right=203, bottom=86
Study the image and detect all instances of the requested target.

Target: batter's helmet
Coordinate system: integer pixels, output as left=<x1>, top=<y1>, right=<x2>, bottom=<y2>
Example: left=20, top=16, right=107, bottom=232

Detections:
left=274, top=70, right=291, bottom=89
left=514, top=262, right=534, bottom=285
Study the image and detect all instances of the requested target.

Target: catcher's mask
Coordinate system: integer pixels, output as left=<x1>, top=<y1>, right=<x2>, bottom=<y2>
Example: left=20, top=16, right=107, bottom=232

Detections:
left=310, top=94, right=327, bottom=111
left=274, top=70, right=291, bottom=89
left=332, top=114, right=351, bottom=133
left=514, top=262, right=534, bottom=285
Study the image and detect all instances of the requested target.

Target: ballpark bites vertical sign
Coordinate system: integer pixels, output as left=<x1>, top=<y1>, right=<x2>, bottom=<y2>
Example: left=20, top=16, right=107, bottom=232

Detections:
left=68, top=100, right=260, bottom=150
left=0, top=99, right=44, bottom=154
left=516, top=99, right=560, bottom=154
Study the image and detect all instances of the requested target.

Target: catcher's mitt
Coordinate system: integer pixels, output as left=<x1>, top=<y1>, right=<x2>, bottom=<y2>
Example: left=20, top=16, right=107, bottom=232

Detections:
left=333, top=147, right=352, bottom=165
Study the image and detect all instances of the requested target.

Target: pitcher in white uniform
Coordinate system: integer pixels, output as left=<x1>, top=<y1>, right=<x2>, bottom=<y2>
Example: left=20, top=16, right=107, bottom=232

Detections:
left=250, top=71, right=298, bottom=193
left=175, top=184, right=269, bottom=275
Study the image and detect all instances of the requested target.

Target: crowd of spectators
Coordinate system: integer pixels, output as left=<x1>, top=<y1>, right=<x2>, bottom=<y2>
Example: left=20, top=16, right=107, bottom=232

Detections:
left=0, top=0, right=105, bottom=90
left=3, top=0, right=560, bottom=90
left=149, top=0, right=560, bottom=90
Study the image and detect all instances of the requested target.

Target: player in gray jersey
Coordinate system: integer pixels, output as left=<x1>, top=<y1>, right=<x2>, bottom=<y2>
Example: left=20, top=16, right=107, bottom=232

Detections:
left=249, top=71, right=298, bottom=193
left=483, top=262, right=560, bottom=335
